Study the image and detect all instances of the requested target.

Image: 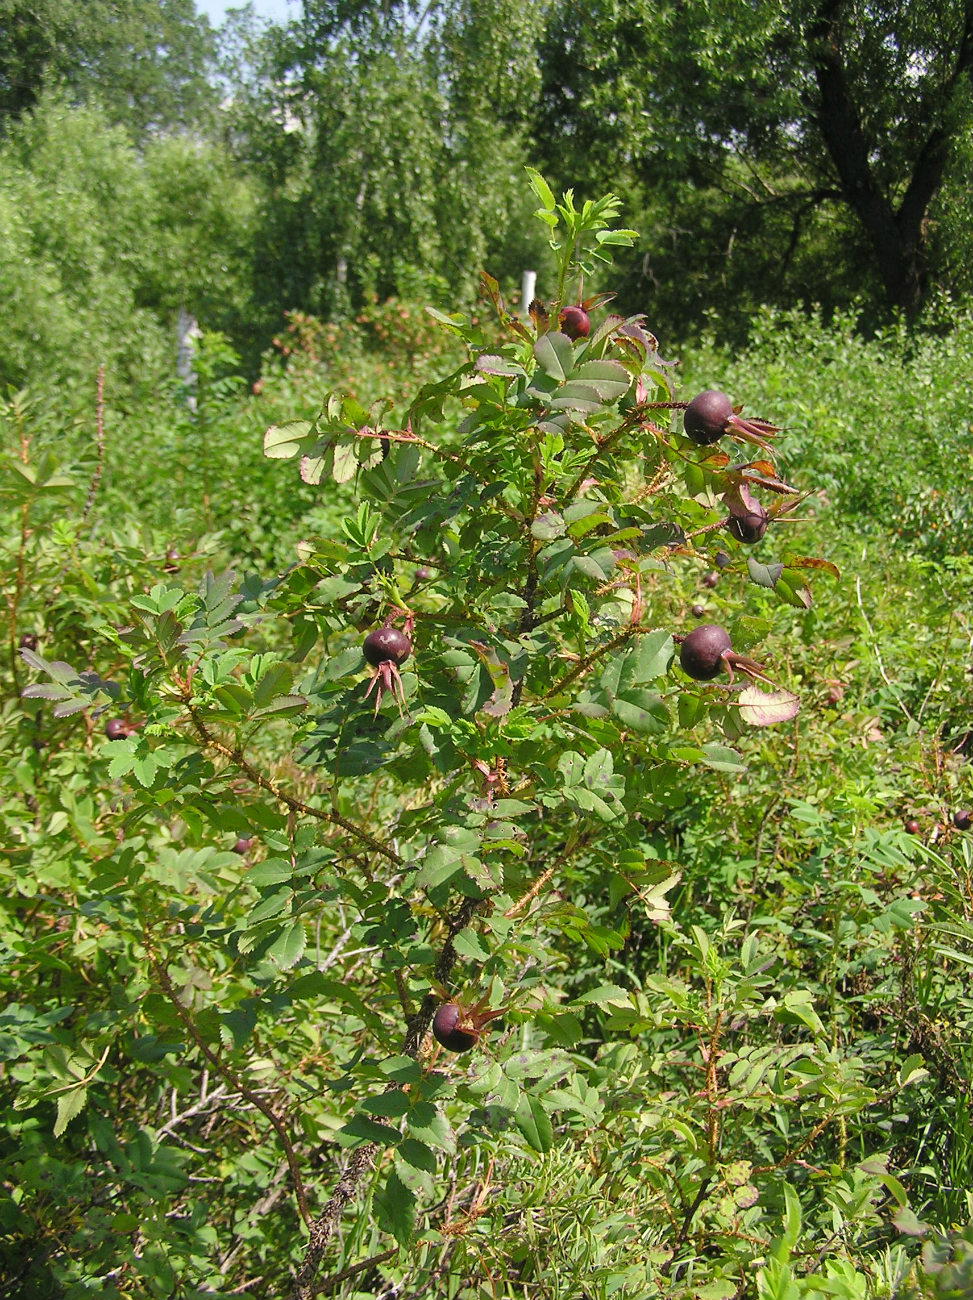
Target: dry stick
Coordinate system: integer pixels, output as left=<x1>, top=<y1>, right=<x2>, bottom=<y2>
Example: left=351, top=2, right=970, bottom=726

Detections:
left=186, top=705, right=402, bottom=867
left=290, top=895, right=479, bottom=1300
left=311, top=1247, right=397, bottom=1294
left=155, top=1082, right=228, bottom=1142
left=854, top=571, right=912, bottom=722
left=6, top=396, right=33, bottom=691
left=82, top=364, right=106, bottom=524
left=542, top=625, right=638, bottom=700
left=149, top=954, right=312, bottom=1227
left=223, top=1277, right=265, bottom=1295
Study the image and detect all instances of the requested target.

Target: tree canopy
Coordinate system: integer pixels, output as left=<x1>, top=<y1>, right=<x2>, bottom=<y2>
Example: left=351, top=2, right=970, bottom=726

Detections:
left=533, top=0, right=973, bottom=318
left=228, top=0, right=549, bottom=324
left=0, top=0, right=218, bottom=136
left=0, top=92, right=258, bottom=390
left=211, top=0, right=973, bottom=336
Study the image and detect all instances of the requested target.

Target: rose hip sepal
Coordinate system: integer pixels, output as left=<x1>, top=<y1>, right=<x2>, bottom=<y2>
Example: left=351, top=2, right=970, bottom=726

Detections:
left=431, top=993, right=506, bottom=1054
left=676, top=624, right=799, bottom=724
left=684, top=389, right=779, bottom=452
left=723, top=481, right=769, bottom=544
left=361, top=625, right=412, bottom=716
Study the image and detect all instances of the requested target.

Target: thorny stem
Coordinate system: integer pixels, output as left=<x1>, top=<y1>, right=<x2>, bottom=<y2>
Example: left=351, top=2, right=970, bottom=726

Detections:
left=684, top=519, right=732, bottom=543
left=658, top=1008, right=725, bottom=1277
left=185, top=702, right=402, bottom=866
left=358, top=427, right=524, bottom=526
left=291, top=896, right=479, bottom=1300
left=5, top=396, right=32, bottom=692
left=517, top=546, right=539, bottom=639
left=149, top=952, right=312, bottom=1227
left=562, top=412, right=659, bottom=501
left=356, top=425, right=467, bottom=470
left=542, top=624, right=640, bottom=700
left=290, top=1146, right=373, bottom=1299
left=658, top=1176, right=713, bottom=1276
left=554, top=225, right=580, bottom=307
left=7, top=511, right=29, bottom=693
left=504, top=829, right=590, bottom=919
left=521, top=447, right=546, bottom=631
left=631, top=458, right=674, bottom=504
left=704, top=1009, right=724, bottom=1162
left=753, top=1112, right=843, bottom=1174
left=510, top=446, right=545, bottom=707
left=82, top=365, right=106, bottom=524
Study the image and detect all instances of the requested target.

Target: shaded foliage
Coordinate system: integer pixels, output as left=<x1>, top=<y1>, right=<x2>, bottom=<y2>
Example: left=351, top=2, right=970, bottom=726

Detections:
left=533, top=0, right=973, bottom=325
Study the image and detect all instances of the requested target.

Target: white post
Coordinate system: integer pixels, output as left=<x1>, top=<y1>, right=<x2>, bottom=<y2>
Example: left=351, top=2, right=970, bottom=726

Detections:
left=521, top=269, right=537, bottom=316
left=177, top=307, right=201, bottom=412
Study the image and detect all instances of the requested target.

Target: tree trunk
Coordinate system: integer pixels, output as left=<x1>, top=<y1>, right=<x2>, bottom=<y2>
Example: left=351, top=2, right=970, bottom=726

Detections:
left=809, top=0, right=973, bottom=314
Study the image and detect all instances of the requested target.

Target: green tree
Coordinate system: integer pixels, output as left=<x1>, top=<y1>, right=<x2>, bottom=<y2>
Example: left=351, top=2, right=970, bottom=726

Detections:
left=534, top=0, right=973, bottom=317
left=0, top=0, right=218, bottom=137
left=225, top=0, right=548, bottom=325
left=0, top=93, right=258, bottom=391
